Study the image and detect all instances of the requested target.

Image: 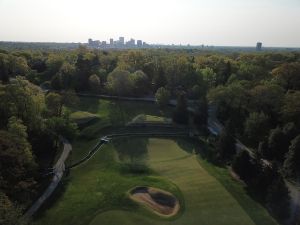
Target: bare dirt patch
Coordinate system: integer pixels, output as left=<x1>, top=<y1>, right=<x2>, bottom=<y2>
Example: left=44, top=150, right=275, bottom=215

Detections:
left=129, top=186, right=180, bottom=217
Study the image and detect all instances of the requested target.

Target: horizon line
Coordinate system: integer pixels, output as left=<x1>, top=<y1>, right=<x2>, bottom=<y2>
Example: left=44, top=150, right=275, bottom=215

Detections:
left=1, top=40, right=300, bottom=49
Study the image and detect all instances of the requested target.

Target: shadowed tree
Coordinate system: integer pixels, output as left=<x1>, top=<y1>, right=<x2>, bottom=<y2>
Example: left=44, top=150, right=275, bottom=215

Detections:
left=155, top=87, right=170, bottom=107
left=173, top=91, right=189, bottom=124
left=268, top=127, right=289, bottom=161
left=266, top=176, right=290, bottom=220
left=283, top=135, right=300, bottom=179
left=244, top=112, right=269, bottom=147
left=216, top=121, right=236, bottom=160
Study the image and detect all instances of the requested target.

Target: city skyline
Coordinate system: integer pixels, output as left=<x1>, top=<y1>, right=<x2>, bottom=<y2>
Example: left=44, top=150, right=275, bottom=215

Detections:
left=0, top=0, right=300, bottom=47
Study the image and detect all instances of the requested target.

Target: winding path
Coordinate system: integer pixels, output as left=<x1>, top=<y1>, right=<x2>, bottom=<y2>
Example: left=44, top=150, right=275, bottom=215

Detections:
left=22, top=137, right=72, bottom=220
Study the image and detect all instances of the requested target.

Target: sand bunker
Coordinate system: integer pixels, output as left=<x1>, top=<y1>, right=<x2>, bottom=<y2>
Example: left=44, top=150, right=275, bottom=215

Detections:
left=129, top=186, right=180, bottom=217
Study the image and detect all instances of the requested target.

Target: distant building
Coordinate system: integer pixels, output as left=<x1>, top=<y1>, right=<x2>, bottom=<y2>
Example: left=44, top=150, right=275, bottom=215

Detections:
left=119, top=37, right=124, bottom=46
left=101, top=41, right=107, bottom=47
left=137, top=40, right=142, bottom=47
left=110, top=38, right=113, bottom=46
left=126, top=38, right=135, bottom=47
left=256, top=42, right=262, bottom=51
left=88, top=38, right=100, bottom=47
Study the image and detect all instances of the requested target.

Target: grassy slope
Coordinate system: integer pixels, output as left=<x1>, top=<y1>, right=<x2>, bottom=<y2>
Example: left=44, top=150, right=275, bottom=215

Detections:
left=90, top=139, right=277, bottom=225
left=69, top=97, right=172, bottom=139
left=34, top=137, right=278, bottom=225
left=33, top=141, right=180, bottom=225
left=198, top=158, right=279, bottom=225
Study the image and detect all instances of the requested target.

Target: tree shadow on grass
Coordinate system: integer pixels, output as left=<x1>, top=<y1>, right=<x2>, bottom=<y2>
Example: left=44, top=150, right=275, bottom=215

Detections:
left=113, top=137, right=150, bottom=174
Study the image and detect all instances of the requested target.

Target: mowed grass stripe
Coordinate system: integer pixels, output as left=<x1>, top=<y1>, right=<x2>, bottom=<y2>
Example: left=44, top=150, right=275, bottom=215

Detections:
left=148, top=138, right=256, bottom=225
left=91, top=139, right=256, bottom=225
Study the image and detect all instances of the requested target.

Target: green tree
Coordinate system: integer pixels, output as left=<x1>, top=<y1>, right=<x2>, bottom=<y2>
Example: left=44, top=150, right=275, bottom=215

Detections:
left=272, top=62, right=300, bottom=91
left=266, top=176, right=290, bottom=220
left=193, top=97, right=208, bottom=130
left=283, top=135, right=300, bottom=179
left=45, top=116, right=78, bottom=142
left=237, top=63, right=265, bottom=81
left=0, top=53, right=10, bottom=83
left=60, top=62, right=75, bottom=89
left=282, top=91, right=300, bottom=126
left=106, top=69, right=132, bottom=96
left=0, top=130, right=37, bottom=203
left=173, top=92, right=189, bottom=124
left=216, top=122, right=236, bottom=160
left=201, top=67, right=217, bottom=88
left=250, top=83, right=284, bottom=120
left=208, top=81, right=248, bottom=132
left=155, top=87, right=170, bottom=107
left=232, top=150, right=255, bottom=181
left=51, top=74, right=62, bottom=90
left=0, top=192, right=21, bottom=225
left=7, top=116, right=28, bottom=139
left=45, top=54, right=64, bottom=81
left=45, top=93, right=63, bottom=117
left=283, top=122, right=299, bottom=143
left=257, top=140, right=271, bottom=159
left=244, top=112, right=269, bottom=147
left=88, top=74, right=101, bottom=94
left=75, top=50, right=100, bottom=91
left=129, top=70, right=149, bottom=96
left=190, top=84, right=206, bottom=100
left=0, top=77, right=45, bottom=131
left=268, top=127, right=288, bottom=161
left=10, top=56, right=29, bottom=77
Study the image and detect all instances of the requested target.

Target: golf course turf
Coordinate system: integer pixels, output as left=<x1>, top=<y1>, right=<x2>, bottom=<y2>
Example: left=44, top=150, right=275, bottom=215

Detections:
left=34, top=138, right=279, bottom=225
left=33, top=98, right=279, bottom=225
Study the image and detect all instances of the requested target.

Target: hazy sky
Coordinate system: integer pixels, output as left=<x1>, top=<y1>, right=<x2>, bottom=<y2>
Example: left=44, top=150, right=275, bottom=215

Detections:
left=1, top=0, right=300, bottom=47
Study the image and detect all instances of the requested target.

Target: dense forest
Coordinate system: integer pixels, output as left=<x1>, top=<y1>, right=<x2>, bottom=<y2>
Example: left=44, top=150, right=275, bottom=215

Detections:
left=1, top=46, right=300, bottom=224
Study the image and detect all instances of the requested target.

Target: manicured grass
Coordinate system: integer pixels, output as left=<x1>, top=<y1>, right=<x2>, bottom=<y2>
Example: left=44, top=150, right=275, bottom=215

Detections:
left=69, top=97, right=172, bottom=126
left=198, top=158, right=279, bottom=225
left=70, top=111, right=99, bottom=121
left=131, top=114, right=171, bottom=123
left=33, top=139, right=181, bottom=225
left=34, top=138, right=278, bottom=225
left=34, top=97, right=278, bottom=225
left=68, top=97, right=173, bottom=139
left=90, top=139, right=270, bottom=225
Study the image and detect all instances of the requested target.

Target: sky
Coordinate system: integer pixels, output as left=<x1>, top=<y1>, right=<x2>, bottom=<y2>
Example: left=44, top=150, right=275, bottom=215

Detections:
left=0, top=0, right=300, bottom=47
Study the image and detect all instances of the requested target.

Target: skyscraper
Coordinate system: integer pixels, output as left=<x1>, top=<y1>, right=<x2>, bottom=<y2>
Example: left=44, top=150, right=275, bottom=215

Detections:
left=119, top=37, right=124, bottom=46
left=110, top=38, right=113, bottom=46
left=137, top=40, right=142, bottom=47
left=256, top=42, right=262, bottom=51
